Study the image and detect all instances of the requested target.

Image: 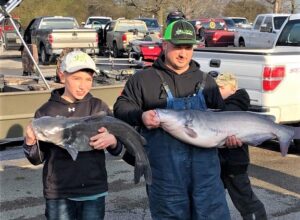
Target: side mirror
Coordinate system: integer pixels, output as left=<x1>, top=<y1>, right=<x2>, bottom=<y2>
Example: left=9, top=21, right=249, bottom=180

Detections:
left=260, top=24, right=272, bottom=33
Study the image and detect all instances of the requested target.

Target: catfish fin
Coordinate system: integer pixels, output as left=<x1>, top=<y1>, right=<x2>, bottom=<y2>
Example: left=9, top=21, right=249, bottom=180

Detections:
left=293, top=127, right=300, bottom=139
left=184, top=127, right=198, bottom=138
left=65, top=144, right=79, bottom=161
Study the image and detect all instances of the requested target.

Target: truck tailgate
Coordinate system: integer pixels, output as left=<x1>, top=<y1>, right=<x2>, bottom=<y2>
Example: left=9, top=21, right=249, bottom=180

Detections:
left=194, top=48, right=266, bottom=106
left=51, top=29, right=98, bottom=49
left=193, top=48, right=300, bottom=123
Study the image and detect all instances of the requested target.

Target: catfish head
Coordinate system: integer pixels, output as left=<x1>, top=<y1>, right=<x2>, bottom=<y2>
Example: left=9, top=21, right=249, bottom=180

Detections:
left=32, top=116, right=67, bottom=146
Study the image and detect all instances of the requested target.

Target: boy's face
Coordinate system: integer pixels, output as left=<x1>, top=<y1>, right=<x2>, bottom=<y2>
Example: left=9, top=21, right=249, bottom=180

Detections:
left=62, top=70, right=93, bottom=102
left=219, top=84, right=236, bottom=99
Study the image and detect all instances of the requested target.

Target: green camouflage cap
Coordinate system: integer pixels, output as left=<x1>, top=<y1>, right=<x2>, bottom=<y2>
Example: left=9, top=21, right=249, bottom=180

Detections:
left=164, top=20, right=197, bottom=45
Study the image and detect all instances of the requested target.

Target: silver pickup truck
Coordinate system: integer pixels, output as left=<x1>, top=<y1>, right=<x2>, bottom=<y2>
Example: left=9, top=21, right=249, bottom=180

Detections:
left=27, top=16, right=99, bottom=65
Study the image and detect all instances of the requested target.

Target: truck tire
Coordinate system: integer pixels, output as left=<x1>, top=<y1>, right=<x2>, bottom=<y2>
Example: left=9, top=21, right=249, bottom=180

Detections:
left=40, top=45, right=50, bottom=65
left=113, top=42, right=121, bottom=58
left=239, top=39, right=245, bottom=47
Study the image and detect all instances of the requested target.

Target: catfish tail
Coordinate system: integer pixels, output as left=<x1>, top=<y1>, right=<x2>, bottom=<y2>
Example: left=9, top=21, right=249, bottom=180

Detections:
left=134, top=160, right=152, bottom=185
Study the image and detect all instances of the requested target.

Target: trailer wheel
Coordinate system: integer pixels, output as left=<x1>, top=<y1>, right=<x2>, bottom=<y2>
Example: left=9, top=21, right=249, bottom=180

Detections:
left=40, top=46, right=50, bottom=65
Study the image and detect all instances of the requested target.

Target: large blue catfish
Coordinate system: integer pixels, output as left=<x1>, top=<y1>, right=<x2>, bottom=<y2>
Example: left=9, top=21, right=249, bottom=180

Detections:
left=31, top=113, right=152, bottom=184
left=155, top=109, right=300, bottom=156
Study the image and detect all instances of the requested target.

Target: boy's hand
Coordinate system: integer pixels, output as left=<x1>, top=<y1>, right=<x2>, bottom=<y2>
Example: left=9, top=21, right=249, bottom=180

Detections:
left=25, top=123, right=37, bottom=146
left=225, top=135, right=242, bottom=148
left=90, top=127, right=117, bottom=150
left=142, top=110, right=160, bottom=129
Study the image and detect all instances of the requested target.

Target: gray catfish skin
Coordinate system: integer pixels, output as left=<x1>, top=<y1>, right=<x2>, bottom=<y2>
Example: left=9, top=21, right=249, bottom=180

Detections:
left=32, top=113, right=152, bottom=185
left=155, top=109, right=300, bottom=156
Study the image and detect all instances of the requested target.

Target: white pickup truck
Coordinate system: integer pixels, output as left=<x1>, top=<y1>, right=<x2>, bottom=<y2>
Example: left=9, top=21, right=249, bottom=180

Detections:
left=193, top=13, right=300, bottom=147
left=234, top=13, right=289, bottom=48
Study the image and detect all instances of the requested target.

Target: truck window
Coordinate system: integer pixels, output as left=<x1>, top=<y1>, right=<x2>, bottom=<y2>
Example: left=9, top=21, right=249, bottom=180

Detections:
left=263, top=16, right=272, bottom=29
left=276, top=20, right=300, bottom=46
left=40, top=18, right=78, bottom=29
left=254, top=16, right=264, bottom=30
left=115, top=23, right=147, bottom=32
left=273, top=16, right=288, bottom=30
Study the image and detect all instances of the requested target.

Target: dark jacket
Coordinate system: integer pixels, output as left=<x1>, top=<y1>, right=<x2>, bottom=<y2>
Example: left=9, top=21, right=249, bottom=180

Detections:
left=114, top=54, right=225, bottom=126
left=219, top=89, right=251, bottom=174
left=114, top=54, right=225, bottom=166
left=23, top=88, right=122, bottom=199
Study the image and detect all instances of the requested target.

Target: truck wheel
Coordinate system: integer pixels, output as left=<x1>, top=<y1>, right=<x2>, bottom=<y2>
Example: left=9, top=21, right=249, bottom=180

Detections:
left=239, top=39, right=245, bottom=47
left=113, top=42, right=120, bottom=58
left=40, top=46, right=50, bottom=65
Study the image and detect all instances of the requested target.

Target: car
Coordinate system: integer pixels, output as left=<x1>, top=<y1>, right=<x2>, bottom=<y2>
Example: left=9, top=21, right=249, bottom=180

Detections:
left=189, top=18, right=235, bottom=47
left=83, top=16, right=112, bottom=29
left=228, top=17, right=252, bottom=29
left=0, top=17, right=22, bottom=50
left=220, top=17, right=236, bottom=31
left=135, top=17, right=161, bottom=34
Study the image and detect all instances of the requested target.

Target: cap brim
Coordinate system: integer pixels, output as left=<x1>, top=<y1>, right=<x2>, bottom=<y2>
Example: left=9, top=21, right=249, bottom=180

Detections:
left=66, top=65, right=97, bottom=74
left=169, top=39, right=197, bottom=45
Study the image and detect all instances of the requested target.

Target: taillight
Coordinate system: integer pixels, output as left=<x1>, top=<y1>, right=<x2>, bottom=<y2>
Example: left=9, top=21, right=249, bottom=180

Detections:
left=212, top=32, right=218, bottom=42
left=122, top=34, right=127, bottom=42
left=48, top=34, right=53, bottom=44
left=96, top=33, right=99, bottom=43
left=263, top=66, right=285, bottom=91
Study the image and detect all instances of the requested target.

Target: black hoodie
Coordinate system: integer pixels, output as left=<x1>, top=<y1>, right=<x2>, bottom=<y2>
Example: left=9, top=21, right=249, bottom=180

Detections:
left=23, top=88, right=122, bottom=199
left=219, top=89, right=251, bottom=173
left=114, top=54, right=225, bottom=125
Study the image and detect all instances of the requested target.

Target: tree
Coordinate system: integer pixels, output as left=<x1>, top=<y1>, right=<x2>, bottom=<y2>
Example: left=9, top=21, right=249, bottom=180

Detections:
left=223, top=0, right=268, bottom=22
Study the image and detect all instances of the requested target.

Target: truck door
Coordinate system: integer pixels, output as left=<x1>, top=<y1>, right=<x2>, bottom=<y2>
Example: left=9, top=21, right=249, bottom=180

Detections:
left=259, top=16, right=275, bottom=48
left=250, top=15, right=264, bottom=47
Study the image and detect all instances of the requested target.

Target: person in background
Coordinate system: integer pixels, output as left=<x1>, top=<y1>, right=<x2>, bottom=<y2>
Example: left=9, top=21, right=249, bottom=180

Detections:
left=20, top=23, right=38, bottom=76
left=23, top=51, right=123, bottom=220
left=216, top=73, right=268, bottom=220
left=165, top=10, right=186, bottom=26
left=114, top=20, right=242, bottom=220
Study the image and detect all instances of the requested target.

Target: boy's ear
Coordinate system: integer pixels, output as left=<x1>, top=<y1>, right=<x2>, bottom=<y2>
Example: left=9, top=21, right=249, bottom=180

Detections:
left=59, top=72, right=65, bottom=83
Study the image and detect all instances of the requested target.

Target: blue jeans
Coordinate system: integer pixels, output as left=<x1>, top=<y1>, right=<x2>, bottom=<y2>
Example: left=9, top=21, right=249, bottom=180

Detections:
left=45, top=197, right=105, bottom=220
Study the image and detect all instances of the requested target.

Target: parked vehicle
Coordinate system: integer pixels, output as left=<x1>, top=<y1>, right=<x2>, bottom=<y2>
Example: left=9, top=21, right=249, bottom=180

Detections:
left=83, top=16, right=112, bottom=30
left=99, top=18, right=151, bottom=57
left=0, top=17, right=22, bottom=50
left=27, top=16, right=99, bottom=65
left=129, top=39, right=162, bottom=61
left=220, top=17, right=236, bottom=31
left=228, top=17, right=252, bottom=29
left=193, top=13, right=300, bottom=147
left=189, top=18, right=235, bottom=47
left=234, top=13, right=289, bottom=48
left=135, top=17, right=161, bottom=34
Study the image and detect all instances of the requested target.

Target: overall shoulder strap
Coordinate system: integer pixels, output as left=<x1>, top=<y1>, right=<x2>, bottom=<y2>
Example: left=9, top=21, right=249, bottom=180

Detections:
left=195, top=72, right=208, bottom=93
left=154, top=69, right=173, bottom=98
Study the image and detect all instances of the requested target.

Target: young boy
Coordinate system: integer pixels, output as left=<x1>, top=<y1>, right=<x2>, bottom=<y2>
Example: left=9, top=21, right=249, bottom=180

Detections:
left=216, top=73, right=268, bottom=220
left=23, top=51, right=123, bottom=220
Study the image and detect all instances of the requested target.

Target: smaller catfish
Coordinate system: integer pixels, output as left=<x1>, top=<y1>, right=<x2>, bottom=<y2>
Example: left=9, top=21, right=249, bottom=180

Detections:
left=31, top=112, right=152, bottom=185
left=155, top=109, right=300, bottom=156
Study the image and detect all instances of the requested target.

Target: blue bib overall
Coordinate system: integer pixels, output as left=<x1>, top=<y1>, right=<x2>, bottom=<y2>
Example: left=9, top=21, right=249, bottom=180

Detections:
left=142, top=70, right=230, bottom=220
